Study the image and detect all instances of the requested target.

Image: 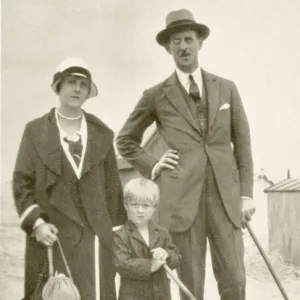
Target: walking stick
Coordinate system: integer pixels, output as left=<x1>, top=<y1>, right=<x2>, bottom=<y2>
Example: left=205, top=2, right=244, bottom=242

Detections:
left=163, top=264, right=197, bottom=300
left=246, top=222, right=290, bottom=300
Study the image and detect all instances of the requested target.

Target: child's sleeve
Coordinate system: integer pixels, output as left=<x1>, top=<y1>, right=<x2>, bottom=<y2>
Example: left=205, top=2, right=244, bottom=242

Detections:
left=112, top=229, right=152, bottom=280
left=164, top=231, right=182, bottom=270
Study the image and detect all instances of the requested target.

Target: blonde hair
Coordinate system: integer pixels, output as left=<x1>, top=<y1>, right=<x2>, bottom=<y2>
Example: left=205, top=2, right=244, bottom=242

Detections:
left=124, top=178, right=160, bottom=206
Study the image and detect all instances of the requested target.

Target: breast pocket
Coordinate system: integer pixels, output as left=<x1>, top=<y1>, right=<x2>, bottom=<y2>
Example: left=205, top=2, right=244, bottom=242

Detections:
left=215, top=106, right=231, bottom=136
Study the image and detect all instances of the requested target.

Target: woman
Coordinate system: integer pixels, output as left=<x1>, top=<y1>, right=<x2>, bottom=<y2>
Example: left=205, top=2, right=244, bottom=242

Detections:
left=13, top=57, right=126, bottom=300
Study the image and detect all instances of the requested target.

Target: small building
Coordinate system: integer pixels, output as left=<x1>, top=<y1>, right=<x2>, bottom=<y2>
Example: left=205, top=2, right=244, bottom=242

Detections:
left=264, top=178, right=300, bottom=266
left=251, top=170, right=273, bottom=238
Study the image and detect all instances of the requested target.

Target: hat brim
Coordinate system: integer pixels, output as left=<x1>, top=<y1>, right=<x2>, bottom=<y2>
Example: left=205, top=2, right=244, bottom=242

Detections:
left=156, top=23, right=210, bottom=46
left=51, top=75, right=98, bottom=99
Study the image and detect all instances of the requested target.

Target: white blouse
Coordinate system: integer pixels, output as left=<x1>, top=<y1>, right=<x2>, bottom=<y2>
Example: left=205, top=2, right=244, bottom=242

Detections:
left=54, top=108, right=88, bottom=179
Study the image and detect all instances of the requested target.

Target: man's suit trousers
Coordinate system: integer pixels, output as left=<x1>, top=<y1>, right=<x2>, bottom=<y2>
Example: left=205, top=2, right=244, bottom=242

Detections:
left=171, top=163, right=246, bottom=300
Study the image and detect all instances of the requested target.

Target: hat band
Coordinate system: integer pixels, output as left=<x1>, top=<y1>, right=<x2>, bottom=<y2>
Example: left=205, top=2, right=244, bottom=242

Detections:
left=52, top=66, right=91, bottom=84
left=166, top=19, right=196, bottom=29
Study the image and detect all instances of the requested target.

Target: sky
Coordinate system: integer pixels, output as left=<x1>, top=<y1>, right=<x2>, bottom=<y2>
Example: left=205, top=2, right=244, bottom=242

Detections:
left=2, top=0, right=300, bottom=184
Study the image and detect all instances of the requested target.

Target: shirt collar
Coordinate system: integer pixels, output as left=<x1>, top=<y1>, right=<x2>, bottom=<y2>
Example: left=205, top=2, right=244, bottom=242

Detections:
left=176, top=66, right=203, bottom=92
left=54, top=108, right=87, bottom=141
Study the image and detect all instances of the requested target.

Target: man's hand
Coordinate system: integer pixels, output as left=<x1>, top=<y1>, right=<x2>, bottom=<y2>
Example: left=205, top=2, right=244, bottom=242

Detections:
left=241, top=197, right=256, bottom=228
left=34, top=222, right=58, bottom=247
left=150, top=248, right=168, bottom=272
left=152, top=149, right=179, bottom=179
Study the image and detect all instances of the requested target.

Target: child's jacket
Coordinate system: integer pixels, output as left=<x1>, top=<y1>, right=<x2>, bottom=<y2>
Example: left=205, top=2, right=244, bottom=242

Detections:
left=112, top=220, right=181, bottom=300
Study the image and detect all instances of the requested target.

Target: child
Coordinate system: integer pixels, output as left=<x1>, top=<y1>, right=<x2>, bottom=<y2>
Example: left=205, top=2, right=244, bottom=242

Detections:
left=112, top=178, right=181, bottom=300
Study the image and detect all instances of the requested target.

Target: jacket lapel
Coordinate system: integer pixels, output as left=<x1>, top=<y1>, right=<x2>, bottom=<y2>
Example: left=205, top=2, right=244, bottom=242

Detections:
left=163, top=72, right=200, bottom=133
left=202, top=69, right=221, bottom=133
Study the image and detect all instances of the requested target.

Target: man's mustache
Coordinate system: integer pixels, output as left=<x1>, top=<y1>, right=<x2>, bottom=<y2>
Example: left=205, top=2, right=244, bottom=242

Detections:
left=180, top=51, right=190, bottom=57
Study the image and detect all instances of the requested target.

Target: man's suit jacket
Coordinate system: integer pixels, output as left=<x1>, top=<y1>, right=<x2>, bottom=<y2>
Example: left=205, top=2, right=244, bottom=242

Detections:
left=117, top=70, right=253, bottom=231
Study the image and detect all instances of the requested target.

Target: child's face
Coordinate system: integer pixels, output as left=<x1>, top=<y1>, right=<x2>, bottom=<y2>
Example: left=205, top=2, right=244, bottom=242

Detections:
left=125, top=200, right=157, bottom=227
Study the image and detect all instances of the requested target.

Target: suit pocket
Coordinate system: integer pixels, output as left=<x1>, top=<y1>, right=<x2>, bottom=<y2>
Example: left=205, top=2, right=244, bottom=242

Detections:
left=218, top=107, right=230, bottom=120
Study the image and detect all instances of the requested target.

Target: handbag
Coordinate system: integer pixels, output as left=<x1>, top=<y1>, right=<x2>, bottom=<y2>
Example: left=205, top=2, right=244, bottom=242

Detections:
left=42, top=238, right=81, bottom=300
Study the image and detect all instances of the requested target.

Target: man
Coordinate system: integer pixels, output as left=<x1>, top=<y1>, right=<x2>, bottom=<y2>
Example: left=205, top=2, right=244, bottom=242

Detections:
left=116, top=9, right=255, bottom=300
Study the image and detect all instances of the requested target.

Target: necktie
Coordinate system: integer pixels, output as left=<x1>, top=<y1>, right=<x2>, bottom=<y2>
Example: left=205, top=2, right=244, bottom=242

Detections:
left=63, top=135, right=83, bottom=167
left=189, top=74, right=201, bottom=102
left=189, top=74, right=208, bottom=134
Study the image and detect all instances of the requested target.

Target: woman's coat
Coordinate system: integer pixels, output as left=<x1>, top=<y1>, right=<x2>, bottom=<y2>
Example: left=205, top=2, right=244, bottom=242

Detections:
left=13, top=108, right=126, bottom=300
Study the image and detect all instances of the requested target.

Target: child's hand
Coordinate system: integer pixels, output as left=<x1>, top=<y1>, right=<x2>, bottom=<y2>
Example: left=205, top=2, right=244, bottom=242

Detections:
left=150, top=248, right=169, bottom=273
left=150, top=256, right=166, bottom=273
left=151, top=247, right=169, bottom=261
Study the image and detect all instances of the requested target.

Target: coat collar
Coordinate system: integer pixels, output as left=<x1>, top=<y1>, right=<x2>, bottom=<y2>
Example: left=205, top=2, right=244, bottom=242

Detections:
left=31, top=108, right=114, bottom=177
left=126, top=219, right=162, bottom=249
left=163, top=69, right=221, bottom=134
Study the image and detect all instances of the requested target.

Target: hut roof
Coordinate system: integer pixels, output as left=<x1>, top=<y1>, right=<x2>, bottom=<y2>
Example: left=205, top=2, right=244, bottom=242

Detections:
left=264, top=178, right=300, bottom=193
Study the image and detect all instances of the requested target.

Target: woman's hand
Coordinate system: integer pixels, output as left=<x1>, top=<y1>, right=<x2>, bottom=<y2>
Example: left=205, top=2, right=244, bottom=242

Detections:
left=34, top=223, right=58, bottom=247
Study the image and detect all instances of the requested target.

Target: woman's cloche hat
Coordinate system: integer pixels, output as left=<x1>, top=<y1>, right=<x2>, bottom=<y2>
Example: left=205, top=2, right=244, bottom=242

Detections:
left=51, top=57, right=98, bottom=99
left=156, top=9, right=210, bottom=46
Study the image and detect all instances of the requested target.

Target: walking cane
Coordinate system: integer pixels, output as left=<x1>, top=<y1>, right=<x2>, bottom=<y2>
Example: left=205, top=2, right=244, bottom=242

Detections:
left=163, top=264, right=197, bottom=300
left=246, top=222, right=290, bottom=300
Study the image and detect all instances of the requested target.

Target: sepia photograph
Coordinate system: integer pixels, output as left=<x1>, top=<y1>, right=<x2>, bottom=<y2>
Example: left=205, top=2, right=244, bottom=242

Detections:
left=1, top=1, right=300, bottom=299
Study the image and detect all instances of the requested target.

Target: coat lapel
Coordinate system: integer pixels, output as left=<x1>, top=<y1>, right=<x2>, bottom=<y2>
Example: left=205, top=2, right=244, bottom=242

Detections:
left=31, top=109, right=114, bottom=227
left=149, top=221, right=161, bottom=249
left=126, top=221, right=147, bottom=246
left=126, top=220, right=161, bottom=249
left=32, top=110, right=114, bottom=178
left=81, top=112, right=114, bottom=177
left=31, top=109, right=84, bottom=226
left=31, top=109, right=62, bottom=176
left=163, top=72, right=200, bottom=133
left=202, top=69, right=221, bottom=133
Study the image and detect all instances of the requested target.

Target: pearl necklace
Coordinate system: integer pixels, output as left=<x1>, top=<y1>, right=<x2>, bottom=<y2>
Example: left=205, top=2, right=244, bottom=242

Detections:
left=57, top=110, right=82, bottom=120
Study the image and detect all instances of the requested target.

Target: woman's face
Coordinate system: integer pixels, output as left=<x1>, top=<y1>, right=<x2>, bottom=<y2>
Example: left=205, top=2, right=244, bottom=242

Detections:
left=59, top=75, right=90, bottom=109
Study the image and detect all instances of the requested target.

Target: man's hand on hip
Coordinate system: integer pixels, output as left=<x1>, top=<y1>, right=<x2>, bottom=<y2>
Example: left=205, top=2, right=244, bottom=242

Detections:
left=151, top=149, right=179, bottom=179
left=241, top=197, right=256, bottom=228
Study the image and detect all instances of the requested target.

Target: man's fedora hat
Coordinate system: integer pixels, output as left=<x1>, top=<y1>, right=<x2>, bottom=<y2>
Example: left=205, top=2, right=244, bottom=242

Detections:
left=51, top=57, right=98, bottom=99
left=156, top=9, right=210, bottom=46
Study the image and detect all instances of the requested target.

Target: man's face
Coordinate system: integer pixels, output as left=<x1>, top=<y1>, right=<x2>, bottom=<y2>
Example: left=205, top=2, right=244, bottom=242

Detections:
left=167, top=30, right=203, bottom=73
left=59, top=75, right=90, bottom=109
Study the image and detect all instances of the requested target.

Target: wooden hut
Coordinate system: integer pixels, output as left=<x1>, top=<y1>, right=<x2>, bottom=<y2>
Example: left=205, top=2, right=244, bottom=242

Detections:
left=264, top=178, right=300, bottom=266
left=251, top=170, right=273, bottom=238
